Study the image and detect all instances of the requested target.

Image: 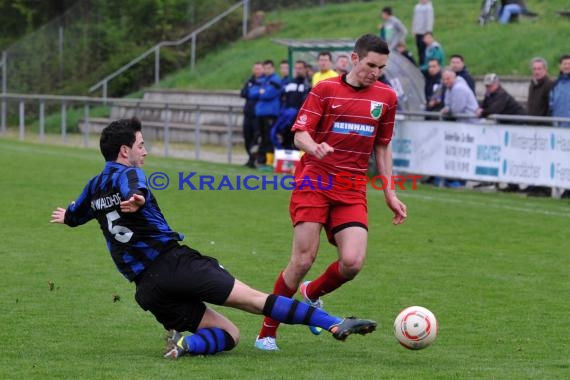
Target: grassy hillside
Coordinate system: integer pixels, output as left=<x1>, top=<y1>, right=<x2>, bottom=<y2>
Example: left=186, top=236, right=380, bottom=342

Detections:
left=158, top=0, right=569, bottom=91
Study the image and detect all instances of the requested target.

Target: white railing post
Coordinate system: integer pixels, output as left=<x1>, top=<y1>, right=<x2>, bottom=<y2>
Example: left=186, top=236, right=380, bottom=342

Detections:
left=155, top=47, right=160, bottom=85
left=164, top=104, right=170, bottom=157
left=83, top=104, right=90, bottom=148
left=227, top=110, right=235, bottom=164
left=61, top=101, right=67, bottom=142
left=39, top=100, right=45, bottom=143
left=19, top=100, right=25, bottom=141
left=1, top=51, right=6, bottom=132
left=190, top=34, right=196, bottom=72
left=242, top=0, right=249, bottom=37
left=194, top=109, right=201, bottom=160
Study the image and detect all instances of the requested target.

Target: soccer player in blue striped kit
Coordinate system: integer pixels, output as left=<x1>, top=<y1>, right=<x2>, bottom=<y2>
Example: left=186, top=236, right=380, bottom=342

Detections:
left=50, top=118, right=376, bottom=359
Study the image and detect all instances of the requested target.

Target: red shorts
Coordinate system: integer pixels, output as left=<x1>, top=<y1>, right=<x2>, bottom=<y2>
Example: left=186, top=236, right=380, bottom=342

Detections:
left=289, top=188, right=368, bottom=246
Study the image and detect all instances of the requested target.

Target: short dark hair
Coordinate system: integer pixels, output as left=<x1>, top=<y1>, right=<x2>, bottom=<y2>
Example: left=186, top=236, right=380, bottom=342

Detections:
left=354, top=34, right=390, bottom=59
left=263, top=59, right=274, bottom=67
left=317, top=51, right=333, bottom=61
left=450, top=54, right=464, bottom=62
left=295, top=59, right=307, bottom=67
left=382, top=7, right=392, bottom=15
left=100, top=118, right=142, bottom=162
left=280, top=59, right=288, bottom=65
left=560, top=54, right=570, bottom=63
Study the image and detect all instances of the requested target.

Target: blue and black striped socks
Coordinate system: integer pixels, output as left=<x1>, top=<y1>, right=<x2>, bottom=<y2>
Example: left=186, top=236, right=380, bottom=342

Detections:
left=263, top=294, right=342, bottom=331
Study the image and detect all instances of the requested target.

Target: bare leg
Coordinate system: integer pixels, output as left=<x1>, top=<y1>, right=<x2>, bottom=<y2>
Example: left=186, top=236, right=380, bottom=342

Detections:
left=304, top=226, right=368, bottom=301
left=197, top=307, right=240, bottom=345
left=282, top=222, right=322, bottom=289
left=335, top=226, right=368, bottom=279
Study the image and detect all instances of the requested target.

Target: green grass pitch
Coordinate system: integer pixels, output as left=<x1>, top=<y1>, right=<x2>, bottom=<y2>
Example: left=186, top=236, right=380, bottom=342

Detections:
left=1, top=139, right=569, bottom=379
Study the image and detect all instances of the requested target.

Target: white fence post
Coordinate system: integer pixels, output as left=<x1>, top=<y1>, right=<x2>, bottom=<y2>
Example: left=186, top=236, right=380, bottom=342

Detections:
left=18, top=100, right=25, bottom=141
left=1, top=51, right=6, bottom=133
left=39, top=100, right=45, bottom=143
left=243, top=0, right=249, bottom=37
left=61, top=102, right=67, bottom=143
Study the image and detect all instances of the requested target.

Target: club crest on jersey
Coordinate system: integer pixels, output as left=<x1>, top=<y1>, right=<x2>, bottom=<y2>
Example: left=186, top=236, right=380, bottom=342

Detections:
left=370, top=101, right=383, bottom=120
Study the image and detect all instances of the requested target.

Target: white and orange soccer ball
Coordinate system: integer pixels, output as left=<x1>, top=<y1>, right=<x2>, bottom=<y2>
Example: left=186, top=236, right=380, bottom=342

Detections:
left=394, top=306, right=438, bottom=350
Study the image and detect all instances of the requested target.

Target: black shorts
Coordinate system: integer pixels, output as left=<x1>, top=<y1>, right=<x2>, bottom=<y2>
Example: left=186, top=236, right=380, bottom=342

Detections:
left=134, top=244, right=235, bottom=333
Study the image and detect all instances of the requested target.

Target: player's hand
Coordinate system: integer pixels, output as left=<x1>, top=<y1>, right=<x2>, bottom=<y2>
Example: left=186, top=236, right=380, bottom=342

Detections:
left=385, top=195, right=407, bottom=225
left=120, top=193, right=146, bottom=213
left=310, top=142, right=334, bottom=159
left=50, top=207, right=67, bottom=224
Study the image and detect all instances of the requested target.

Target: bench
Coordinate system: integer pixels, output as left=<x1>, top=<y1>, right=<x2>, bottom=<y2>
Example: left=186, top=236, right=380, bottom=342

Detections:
left=79, top=117, right=244, bottom=146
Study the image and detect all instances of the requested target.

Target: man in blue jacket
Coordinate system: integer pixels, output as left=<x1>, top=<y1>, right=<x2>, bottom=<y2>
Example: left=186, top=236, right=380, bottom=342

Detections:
left=253, top=60, right=282, bottom=165
left=550, top=55, right=570, bottom=127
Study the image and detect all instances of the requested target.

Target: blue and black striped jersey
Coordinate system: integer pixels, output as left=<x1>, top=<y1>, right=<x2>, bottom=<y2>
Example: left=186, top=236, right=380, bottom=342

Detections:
left=64, top=161, right=183, bottom=281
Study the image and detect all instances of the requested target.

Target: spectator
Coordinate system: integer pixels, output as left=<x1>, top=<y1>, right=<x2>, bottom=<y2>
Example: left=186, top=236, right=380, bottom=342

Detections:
left=524, top=57, right=555, bottom=196
left=239, top=62, right=264, bottom=168
left=378, top=6, right=408, bottom=51
left=271, top=60, right=311, bottom=150
left=312, top=51, right=338, bottom=86
left=449, top=54, right=476, bottom=95
left=253, top=60, right=282, bottom=165
left=439, top=68, right=478, bottom=188
left=395, top=40, right=417, bottom=66
left=335, top=54, right=350, bottom=76
left=549, top=54, right=570, bottom=127
left=499, top=0, right=537, bottom=24
left=279, top=59, right=290, bottom=87
left=441, top=68, right=479, bottom=119
left=420, top=32, right=444, bottom=72
left=412, top=0, right=434, bottom=66
left=527, top=57, right=554, bottom=117
left=476, top=73, right=526, bottom=121
left=424, top=59, right=444, bottom=112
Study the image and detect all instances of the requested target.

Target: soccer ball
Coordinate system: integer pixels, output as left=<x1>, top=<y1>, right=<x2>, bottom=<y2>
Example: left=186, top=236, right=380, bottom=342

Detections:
left=394, top=306, right=438, bottom=350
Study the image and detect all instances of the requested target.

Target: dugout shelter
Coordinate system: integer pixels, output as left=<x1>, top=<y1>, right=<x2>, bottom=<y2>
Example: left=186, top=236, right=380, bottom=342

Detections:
left=273, top=38, right=425, bottom=111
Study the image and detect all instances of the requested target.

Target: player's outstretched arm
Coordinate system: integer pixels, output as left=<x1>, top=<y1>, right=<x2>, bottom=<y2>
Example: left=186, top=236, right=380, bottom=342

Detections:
left=50, top=207, right=67, bottom=224
left=120, top=193, right=146, bottom=213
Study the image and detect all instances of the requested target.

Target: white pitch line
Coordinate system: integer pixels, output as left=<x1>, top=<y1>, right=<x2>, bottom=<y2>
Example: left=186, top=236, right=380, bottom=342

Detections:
left=396, top=191, right=570, bottom=218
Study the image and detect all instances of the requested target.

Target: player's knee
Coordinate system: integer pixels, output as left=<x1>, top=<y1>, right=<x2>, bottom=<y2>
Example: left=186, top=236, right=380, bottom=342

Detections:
left=291, top=250, right=317, bottom=272
left=225, top=326, right=240, bottom=350
left=339, top=256, right=365, bottom=279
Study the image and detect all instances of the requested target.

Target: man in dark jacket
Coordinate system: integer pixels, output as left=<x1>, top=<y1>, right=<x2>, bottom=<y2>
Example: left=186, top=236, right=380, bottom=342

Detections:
left=240, top=62, right=264, bottom=168
left=527, top=57, right=554, bottom=117
left=424, top=58, right=443, bottom=112
left=476, top=73, right=526, bottom=121
left=449, top=54, right=476, bottom=95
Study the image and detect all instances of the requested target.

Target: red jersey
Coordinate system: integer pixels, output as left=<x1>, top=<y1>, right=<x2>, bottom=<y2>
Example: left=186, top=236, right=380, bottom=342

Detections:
left=291, top=75, right=398, bottom=191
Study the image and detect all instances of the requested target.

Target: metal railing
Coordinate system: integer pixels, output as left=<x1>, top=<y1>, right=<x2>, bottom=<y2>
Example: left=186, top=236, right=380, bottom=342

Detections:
left=398, top=110, right=570, bottom=126
left=88, top=0, right=250, bottom=99
left=0, top=93, right=244, bottom=163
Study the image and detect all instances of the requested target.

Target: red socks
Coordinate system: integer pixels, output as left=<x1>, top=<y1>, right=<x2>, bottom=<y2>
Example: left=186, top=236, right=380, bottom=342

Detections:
left=306, top=261, right=348, bottom=301
left=258, top=272, right=296, bottom=338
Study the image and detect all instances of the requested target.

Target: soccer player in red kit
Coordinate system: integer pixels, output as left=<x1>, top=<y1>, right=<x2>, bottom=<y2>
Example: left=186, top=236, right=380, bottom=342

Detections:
left=255, top=34, right=408, bottom=350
